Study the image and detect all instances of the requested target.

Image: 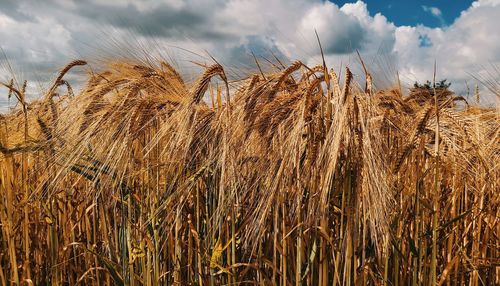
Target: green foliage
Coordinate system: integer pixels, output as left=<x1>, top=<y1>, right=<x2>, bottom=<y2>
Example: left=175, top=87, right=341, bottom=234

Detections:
left=413, top=79, right=451, bottom=92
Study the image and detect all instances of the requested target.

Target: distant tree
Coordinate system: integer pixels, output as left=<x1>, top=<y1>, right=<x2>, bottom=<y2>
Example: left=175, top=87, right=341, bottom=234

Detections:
left=413, top=79, right=451, bottom=94
left=408, top=79, right=455, bottom=105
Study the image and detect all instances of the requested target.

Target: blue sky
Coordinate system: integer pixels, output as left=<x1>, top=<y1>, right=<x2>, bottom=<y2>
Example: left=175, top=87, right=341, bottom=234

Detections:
left=0, top=0, right=499, bottom=109
left=332, top=1, right=474, bottom=27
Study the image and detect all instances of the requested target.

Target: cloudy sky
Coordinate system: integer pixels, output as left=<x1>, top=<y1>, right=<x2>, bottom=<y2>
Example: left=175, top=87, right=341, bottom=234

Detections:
left=1, top=0, right=499, bottom=109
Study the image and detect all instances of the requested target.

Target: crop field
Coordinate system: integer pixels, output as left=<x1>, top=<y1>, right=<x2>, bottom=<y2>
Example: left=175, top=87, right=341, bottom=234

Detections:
left=0, top=57, right=498, bottom=285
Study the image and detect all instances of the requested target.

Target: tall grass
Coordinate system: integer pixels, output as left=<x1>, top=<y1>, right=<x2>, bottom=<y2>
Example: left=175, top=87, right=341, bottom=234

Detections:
left=0, top=56, right=498, bottom=285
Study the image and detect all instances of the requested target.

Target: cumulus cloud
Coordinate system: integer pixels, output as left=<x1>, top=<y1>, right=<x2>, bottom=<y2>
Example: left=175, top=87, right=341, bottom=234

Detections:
left=297, top=2, right=366, bottom=54
left=422, top=6, right=442, bottom=17
left=0, top=0, right=499, bottom=109
left=394, top=0, right=500, bottom=101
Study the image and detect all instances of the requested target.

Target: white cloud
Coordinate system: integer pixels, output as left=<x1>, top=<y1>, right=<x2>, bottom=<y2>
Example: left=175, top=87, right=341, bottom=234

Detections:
left=422, top=5, right=442, bottom=17
left=472, top=0, right=500, bottom=8
left=0, top=12, right=72, bottom=80
left=422, top=5, right=445, bottom=26
left=393, top=1, right=500, bottom=102
left=296, top=1, right=365, bottom=54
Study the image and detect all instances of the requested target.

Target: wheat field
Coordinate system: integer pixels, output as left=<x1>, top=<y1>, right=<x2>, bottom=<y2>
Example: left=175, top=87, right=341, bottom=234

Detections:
left=0, top=56, right=498, bottom=285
